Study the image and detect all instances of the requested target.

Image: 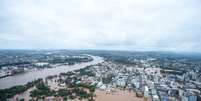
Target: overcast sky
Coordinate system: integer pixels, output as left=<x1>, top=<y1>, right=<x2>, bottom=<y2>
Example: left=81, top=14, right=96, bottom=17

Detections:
left=0, top=0, right=201, bottom=52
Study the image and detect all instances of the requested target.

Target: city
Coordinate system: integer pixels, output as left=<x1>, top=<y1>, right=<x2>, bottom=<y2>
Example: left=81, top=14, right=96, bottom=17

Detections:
left=0, top=50, right=201, bottom=101
left=0, top=0, right=201, bottom=101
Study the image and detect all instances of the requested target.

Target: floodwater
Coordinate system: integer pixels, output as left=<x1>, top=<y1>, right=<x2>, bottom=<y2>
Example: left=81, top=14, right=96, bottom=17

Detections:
left=0, top=55, right=103, bottom=89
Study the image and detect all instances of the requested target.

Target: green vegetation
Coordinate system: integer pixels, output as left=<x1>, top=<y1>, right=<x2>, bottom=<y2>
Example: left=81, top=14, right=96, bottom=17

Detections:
left=55, top=83, right=96, bottom=100
left=57, top=89, right=70, bottom=97
left=49, top=57, right=93, bottom=65
left=60, top=71, right=75, bottom=76
left=0, top=85, right=26, bottom=100
left=0, top=63, right=96, bottom=101
left=46, top=75, right=57, bottom=80
left=29, top=80, right=96, bottom=100
left=76, top=83, right=96, bottom=91
left=0, top=62, right=31, bottom=68
left=0, top=79, right=42, bottom=101
left=75, top=83, right=96, bottom=100
left=20, top=99, right=25, bottom=101
left=79, top=66, right=95, bottom=76
left=74, top=88, right=90, bottom=99
left=30, top=81, right=54, bottom=98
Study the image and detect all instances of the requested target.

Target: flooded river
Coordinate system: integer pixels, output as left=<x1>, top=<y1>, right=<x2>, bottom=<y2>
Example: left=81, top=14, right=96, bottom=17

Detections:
left=0, top=55, right=103, bottom=89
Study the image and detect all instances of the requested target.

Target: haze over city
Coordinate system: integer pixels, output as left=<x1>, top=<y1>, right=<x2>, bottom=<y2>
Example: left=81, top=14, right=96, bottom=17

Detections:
left=0, top=0, right=201, bottom=52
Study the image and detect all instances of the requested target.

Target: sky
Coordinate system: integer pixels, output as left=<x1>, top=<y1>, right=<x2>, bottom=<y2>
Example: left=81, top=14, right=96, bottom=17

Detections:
left=0, top=0, right=201, bottom=52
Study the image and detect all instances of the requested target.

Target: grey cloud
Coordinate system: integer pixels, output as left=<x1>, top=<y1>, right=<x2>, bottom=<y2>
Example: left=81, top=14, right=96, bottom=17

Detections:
left=0, top=0, right=201, bottom=52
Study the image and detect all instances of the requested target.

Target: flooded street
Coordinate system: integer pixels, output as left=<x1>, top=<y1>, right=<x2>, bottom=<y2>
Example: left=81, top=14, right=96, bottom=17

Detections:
left=0, top=55, right=103, bottom=89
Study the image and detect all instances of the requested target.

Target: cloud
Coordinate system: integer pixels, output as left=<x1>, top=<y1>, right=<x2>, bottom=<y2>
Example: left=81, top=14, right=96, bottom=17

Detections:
left=0, top=0, right=201, bottom=52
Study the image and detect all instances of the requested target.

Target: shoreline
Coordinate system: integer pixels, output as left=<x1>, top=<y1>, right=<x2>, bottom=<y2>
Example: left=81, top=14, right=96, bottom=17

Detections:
left=0, top=55, right=103, bottom=89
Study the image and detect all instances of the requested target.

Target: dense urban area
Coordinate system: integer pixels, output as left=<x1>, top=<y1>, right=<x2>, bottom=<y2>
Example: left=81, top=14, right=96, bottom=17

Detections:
left=0, top=50, right=201, bottom=101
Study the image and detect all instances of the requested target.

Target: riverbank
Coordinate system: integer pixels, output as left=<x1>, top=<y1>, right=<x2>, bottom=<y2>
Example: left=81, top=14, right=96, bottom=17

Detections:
left=0, top=55, right=103, bottom=89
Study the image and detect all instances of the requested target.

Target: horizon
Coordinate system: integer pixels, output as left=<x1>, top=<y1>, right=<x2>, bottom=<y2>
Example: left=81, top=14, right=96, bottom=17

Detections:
left=0, top=48, right=201, bottom=55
